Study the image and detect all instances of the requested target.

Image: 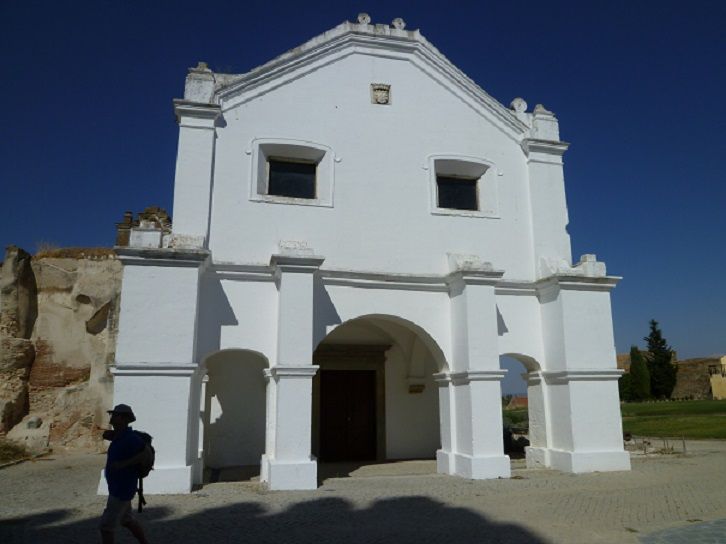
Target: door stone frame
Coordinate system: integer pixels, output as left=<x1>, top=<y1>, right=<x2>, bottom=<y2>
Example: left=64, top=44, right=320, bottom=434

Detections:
left=312, top=344, right=390, bottom=461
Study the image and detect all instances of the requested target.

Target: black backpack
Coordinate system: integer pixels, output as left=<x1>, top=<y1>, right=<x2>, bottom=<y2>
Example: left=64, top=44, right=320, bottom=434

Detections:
left=133, top=431, right=155, bottom=512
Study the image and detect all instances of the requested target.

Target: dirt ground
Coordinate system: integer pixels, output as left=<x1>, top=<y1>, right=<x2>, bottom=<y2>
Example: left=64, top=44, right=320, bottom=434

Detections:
left=2, top=441, right=726, bottom=543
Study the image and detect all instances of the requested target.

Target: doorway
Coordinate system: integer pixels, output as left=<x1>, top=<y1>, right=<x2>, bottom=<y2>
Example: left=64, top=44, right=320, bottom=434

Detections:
left=312, top=344, right=388, bottom=462
left=319, top=369, right=376, bottom=461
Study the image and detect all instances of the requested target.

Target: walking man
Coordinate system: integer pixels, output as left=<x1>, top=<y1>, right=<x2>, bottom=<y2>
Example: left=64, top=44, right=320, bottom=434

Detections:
left=99, top=403, right=150, bottom=544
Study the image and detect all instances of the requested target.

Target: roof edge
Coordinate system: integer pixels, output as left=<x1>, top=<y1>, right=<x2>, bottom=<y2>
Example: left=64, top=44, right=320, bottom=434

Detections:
left=209, top=19, right=529, bottom=135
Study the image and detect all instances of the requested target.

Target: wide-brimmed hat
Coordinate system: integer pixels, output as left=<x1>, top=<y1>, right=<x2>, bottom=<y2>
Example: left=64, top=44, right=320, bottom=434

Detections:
left=107, top=404, right=136, bottom=422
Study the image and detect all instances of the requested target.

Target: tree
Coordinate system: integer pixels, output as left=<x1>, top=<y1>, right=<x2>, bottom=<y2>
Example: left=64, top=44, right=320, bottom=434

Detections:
left=644, top=319, right=677, bottom=399
left=629, top=346, right=651, bottom=401
left=618, top=372, right=632, bottom=402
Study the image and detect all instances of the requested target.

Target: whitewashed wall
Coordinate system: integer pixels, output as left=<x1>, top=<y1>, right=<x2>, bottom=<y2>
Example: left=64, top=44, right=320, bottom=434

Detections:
left=208, top=52, right=545, bottom=279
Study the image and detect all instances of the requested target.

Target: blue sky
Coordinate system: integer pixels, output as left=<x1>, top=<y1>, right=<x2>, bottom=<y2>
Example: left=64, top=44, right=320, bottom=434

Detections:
left=1, top=1, right=724, bottom=368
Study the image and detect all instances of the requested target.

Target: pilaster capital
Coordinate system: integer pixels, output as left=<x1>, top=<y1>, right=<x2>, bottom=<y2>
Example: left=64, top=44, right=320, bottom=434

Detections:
left=264, top=365, right=319, bottom=381
left=447, top=370, right=508, bottom=384
left=521, top=138, right=569, bottom=157
left=445, top=253, right=504, bottom=288
left=542, top=369, right=624, bottom=384
left=173, top=99, right=221, bottom=128
left=112, top=364, right=200, bottom=377
left=270, top=254, right=325, bottom=274
left=536, top=274, right=621, bottom=295
left=114, top=246, right=210, bottom=268
left=526, top=370, right=545, bottom=386
left=446, top=269, right=504, bottom=289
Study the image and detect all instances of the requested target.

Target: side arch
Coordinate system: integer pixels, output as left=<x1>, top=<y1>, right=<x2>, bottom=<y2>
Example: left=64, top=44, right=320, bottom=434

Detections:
left=500, top=352, right=549, bottom=468
left=501, top=352, right=541, bottom=373
left=200, top=349, right=270, bottom=471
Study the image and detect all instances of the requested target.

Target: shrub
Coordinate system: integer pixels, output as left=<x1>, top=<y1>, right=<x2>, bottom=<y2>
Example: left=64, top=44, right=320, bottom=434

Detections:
left=0, top=438, right=29, bottom=464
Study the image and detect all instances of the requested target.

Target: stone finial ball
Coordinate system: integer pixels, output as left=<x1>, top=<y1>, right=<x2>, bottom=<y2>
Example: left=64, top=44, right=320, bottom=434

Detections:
left=357, top=13, right=371, bottom=24
left=510, top=97, right=528, bottom=113
left=392, top=18, right=406, bottom=30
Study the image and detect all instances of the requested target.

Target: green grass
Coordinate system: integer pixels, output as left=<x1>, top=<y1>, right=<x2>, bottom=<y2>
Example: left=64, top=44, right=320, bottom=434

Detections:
left=502, top=400, right=726, bottom=439
left=0, top=438, right=29, bottom=465
left=502, top=408, right=529, bottom=428
left=622, top=415, right=726, bottom=439
left=621, top=399, right=726, bottom=439
left=620, top=399, right=726, bottom=417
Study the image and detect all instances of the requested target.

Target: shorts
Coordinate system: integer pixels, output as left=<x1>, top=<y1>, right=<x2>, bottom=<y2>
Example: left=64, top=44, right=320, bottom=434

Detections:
left=99, top=495, right=135, bottom=532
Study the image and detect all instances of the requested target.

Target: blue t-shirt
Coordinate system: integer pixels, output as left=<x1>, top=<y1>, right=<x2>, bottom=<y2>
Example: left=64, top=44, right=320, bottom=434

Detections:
left=105, top=427, right=144, bottom=500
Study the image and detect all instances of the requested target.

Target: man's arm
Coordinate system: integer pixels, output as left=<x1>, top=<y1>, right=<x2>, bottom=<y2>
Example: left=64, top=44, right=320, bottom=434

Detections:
left=111, top=447, right=146, bottom=470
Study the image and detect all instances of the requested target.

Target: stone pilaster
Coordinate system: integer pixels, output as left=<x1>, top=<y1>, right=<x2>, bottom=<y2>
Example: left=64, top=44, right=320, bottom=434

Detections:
left=537, top=274, right=631, bottom=473
left=261, top=252, right=324, bottom=490
left=103, top=247, right=209, bottom=494
left=170, top=100, right=220, bottom=249
left=443, top=257, right=510, bottom=479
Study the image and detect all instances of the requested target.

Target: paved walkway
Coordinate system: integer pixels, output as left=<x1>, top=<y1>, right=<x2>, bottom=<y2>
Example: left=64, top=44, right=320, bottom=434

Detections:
left=641, top=519, right=726, bottom=543
left=1, top=441, right=725, bottom=543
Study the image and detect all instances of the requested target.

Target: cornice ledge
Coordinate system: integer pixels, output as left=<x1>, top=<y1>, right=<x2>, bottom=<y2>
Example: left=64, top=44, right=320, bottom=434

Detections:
left=536, top=274, right=622, bottom=292
left=449, top=370, right=508, bottom=384
left=213, top=261, right=272, bottom=273
left=112, top=364, right=199, bottom=377
left=521, top=138, right=570, bottom=156
left=320, top=268, right=442, bottom=283
left=543, top=369, right=624, bottom=384
left=320, top=268, right=447, bottom=291
left=495, top=280, right=538, bottom=296
left=212, top=261, right=274, bottom=281
left=264, top=365, right=319, bottom=379
left=114, top=246, right=210, bottom=267
left=173, top=99, right=221, bottom=121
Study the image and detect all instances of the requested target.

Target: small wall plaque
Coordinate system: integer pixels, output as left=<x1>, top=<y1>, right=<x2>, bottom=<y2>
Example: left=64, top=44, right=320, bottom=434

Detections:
left=371, top=83, right=391, bottom=105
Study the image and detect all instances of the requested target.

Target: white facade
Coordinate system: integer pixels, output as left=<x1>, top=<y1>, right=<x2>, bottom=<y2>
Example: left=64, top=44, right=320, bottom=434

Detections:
left=109, top=17, right=630, bottom=493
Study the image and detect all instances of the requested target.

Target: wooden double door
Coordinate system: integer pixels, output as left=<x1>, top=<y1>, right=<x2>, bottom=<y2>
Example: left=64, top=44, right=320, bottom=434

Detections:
left=313, top=345, right=388, bottom=462
left=319, top=370, right=376, bottom=461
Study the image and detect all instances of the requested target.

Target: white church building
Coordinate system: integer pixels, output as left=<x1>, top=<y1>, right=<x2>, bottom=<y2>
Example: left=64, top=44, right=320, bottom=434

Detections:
left=110, top=15, right=630, bottom=493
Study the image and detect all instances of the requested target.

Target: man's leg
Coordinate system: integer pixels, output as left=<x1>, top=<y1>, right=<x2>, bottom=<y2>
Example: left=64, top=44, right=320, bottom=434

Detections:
left=120, top=502, right=149, bottom=544
left=99, top=496, right=124, bottom=544
left=122, top=517, right=150, bottom=544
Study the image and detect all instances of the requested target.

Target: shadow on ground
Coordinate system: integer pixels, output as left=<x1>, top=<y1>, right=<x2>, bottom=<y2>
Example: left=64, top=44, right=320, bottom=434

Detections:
left=1, top=495, right=548, bottom=543
left=204, top=460, right=438, bottom=485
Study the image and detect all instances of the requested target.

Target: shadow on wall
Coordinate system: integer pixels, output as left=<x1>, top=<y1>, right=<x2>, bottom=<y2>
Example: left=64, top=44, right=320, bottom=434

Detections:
left=496, top=305, right=508, bottom=336
left=204, top=350, right=267, bottom=468
left=1, top=497, right=548, bottom=544
left=196, top=272, right=239, bottom=357
left=313, top=277, right=341, bottom=348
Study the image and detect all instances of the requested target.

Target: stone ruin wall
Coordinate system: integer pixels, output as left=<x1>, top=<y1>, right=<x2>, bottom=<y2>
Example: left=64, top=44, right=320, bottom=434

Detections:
left=671, top=361, right=713, bottom=400
left=0, top=246, right=121, bottom=454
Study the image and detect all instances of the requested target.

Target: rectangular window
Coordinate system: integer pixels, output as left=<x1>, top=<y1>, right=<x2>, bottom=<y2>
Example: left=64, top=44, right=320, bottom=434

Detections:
left=436, top=176, right=478, bottom=211
left=268, top=159, right=316, bottom=199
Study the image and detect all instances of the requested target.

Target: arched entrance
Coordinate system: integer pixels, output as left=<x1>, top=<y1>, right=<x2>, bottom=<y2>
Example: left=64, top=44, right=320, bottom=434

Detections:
left=312, top=315, right=447, bottom=464
left=500, top=352, right=548, bottom=469
left=200, top=349, right=268, bottom=477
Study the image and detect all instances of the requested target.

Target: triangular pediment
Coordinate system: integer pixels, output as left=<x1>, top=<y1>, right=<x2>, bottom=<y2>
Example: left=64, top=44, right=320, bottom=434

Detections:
left=213, top=20, right=528, bottom=137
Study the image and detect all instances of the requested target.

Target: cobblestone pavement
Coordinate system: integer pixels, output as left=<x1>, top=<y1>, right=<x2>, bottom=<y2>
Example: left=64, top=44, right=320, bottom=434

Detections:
left=1, top=441, right=725, bottom=543
left=640, top=519, right=726, bottom=544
